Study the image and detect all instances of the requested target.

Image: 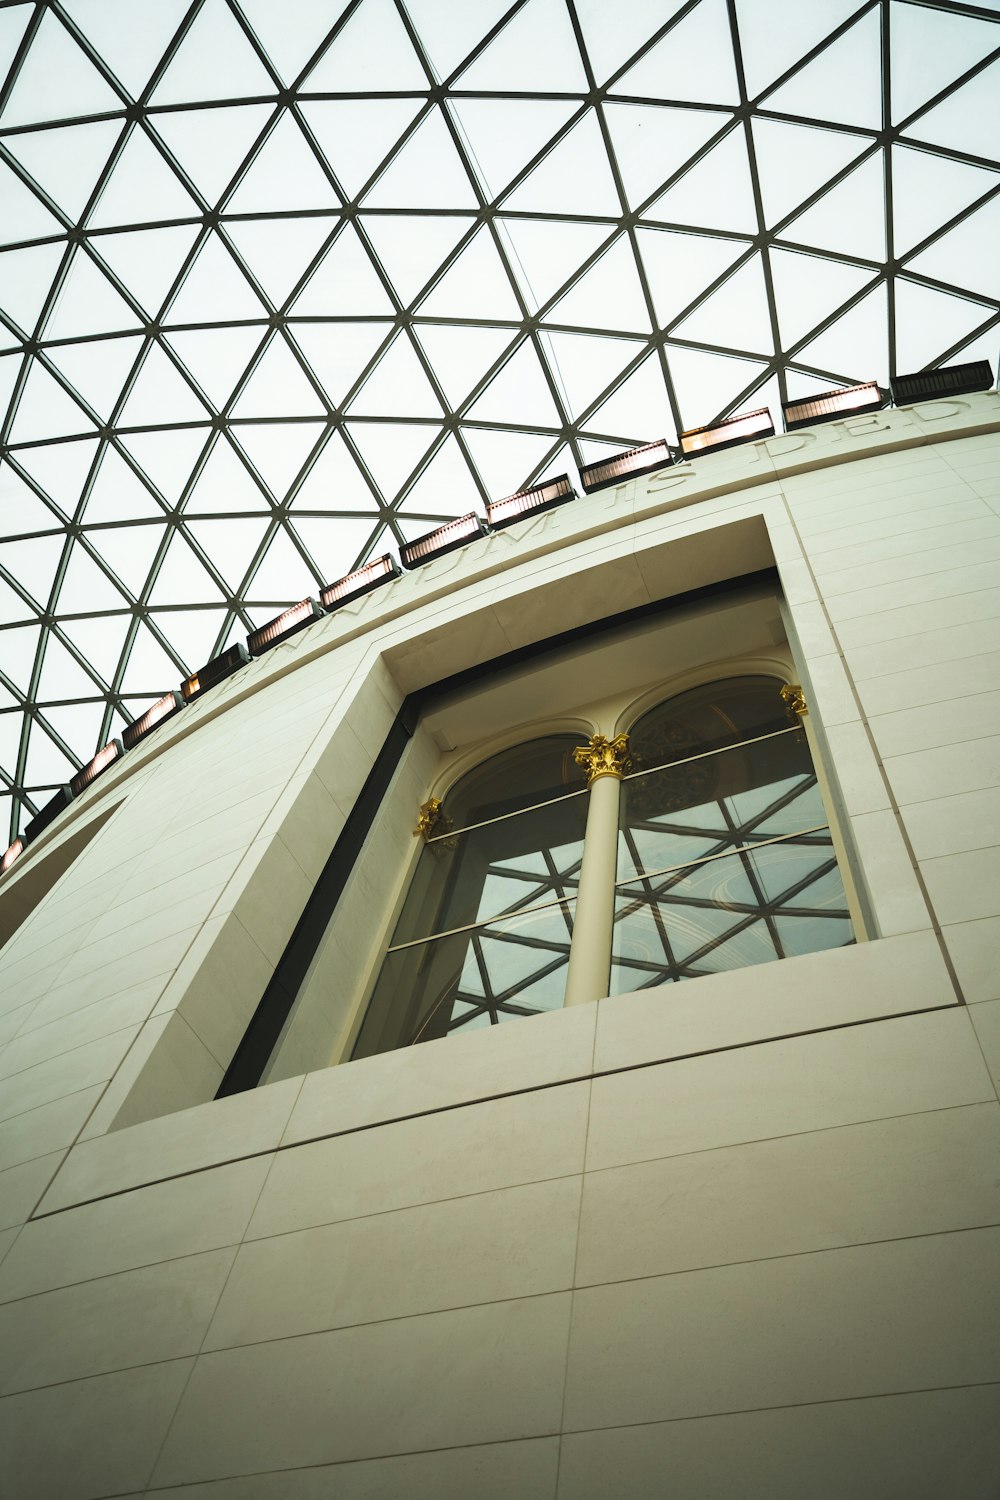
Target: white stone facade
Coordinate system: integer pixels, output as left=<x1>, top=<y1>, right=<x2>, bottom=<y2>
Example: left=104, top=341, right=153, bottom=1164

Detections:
left=1, top=393, right=999, bottom=1497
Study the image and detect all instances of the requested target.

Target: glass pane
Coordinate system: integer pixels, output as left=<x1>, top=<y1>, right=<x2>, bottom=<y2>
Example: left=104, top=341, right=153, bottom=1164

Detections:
left=353, top=899, right=575, bottom=1059
left=611, top=837, right=852, bottom=994
left=619, top=731, right=818, bottom=881
left=393, top=789, right=588, bottom=944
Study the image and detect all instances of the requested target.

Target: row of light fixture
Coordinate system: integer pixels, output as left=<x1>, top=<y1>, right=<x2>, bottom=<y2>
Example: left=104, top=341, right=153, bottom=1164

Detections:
left=2, top=359, right=994, bottom=877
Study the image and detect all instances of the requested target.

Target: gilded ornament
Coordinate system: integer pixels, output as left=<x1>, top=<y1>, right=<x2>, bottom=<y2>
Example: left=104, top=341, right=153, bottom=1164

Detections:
left=780, top=683, right=808, bottom=719
left=573, top=732, right=633, bottom=785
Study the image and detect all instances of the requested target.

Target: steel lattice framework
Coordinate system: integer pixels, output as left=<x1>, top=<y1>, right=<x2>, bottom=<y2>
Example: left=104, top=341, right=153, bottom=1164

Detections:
left=1, top=0, right=999, bottom=841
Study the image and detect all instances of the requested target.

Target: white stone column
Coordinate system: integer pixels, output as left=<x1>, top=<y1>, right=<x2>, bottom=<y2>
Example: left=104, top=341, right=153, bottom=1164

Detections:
left=563, top=733, right=631, bottom=1008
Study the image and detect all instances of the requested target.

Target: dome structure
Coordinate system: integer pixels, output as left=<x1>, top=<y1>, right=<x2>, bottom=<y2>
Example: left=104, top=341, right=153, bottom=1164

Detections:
left=0, top=0, right=998, bottom=844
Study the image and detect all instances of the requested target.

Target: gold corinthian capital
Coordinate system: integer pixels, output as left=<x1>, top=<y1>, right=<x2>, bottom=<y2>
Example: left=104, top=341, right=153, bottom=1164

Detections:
left=573, top=732, right=633, bottom=786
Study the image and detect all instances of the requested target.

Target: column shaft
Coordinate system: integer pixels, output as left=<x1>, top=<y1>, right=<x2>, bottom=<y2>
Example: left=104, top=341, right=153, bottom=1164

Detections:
left=563, top=771, right=621, bottom=1008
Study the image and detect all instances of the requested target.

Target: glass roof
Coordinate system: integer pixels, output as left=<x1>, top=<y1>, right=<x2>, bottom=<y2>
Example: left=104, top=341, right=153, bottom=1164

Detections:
left=1, top=0, right=999, bottom=842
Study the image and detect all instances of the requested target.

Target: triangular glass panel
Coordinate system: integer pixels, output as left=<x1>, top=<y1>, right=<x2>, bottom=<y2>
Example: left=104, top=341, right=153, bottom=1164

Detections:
left=414, top=324, right=515, bottom=406
left=404, top=0, right=518, bottom=83
left=45, top=248, right=141, bottom=341
left=363, top=107, right=478, bottom=210
left=184, top=518, right=271, bottom=594
left=235, top=0, right=339, bottom=86
left=304, top=0, right=427, bottom=91
left=893, top=279, right=994, bottom=374
left=891, top=145, right=999, bottom=258
left=116, top=625, right=184, bottom=694
left=0, top=159, right=63, bottom=246
left=152, top=104, right=273, bottom=207
left=795, top=283, right=889, bottom=384
left=457, top=0, right=588, bottom=92
left=243, top=526, right=313, bottom=602
left=448, top=98, right=579, bottom=202
left=636, top=227, right=748, bottom=328
left=647, top=128, right=757, bottom=233
left=615, top=0, right=740, bottom=106
left=36, top=630, right=104, bottom=702
left=45, top=334, right=144, bottom=421
left=226, top=112, right=339, bottom=214
left=605, top=103, right=723, bottom=211
left=360, top=215, right=471, bottom=309
left=770, top=248, right=875, bottom=349
left=83, top=444, right=164, bottom=524
left=540, top=331, right=642, bottom=421
left=230, top=334, right=326, bottom=419
left=234, top=422, right=321, bottom=497
left=0, top=717, right=23, bottom=783
left=14, top=438, right=99, bottom=516
left=93, top=224, right=201, bottom=317
left=347, top=332, right=443, bottom=418
left=946, top=326, right=1000, bottom=368
left=395, top=435, right=482, bottom=517
left=671, top=253, right=773, bottom=355
left=182, top=434, right=271, bottom=515
left=461, top=426, right=556, bottom=498
left=735, top=0, right=866, bottom=101
left=586, top=351, right=677, bottom=442
left=751, top=118, right=869, bottom=227
left=291, top=322, right=390, bottom=409
left=22, top=719, right=77, bottom=786
left=166, top=324, right=267, bottom=411
left=664, top=343, right=767, bottom=428
left=166, top=232, right=268, bottom=323
left=909, top=59, right=1000, bottom=159
left=3, top=118, right=122, bottom=221
left=91, top=520, right=165, bottom=597
left=497, top=218, right=610, bottom=315
left=418, top=228, right=522, bottom=321
left=764, top=11, right=883, bottom=131
left=0, top=622, right=41, bottom=693
left=288, top=515, right=378, bottom=579
left=347, top=421, right=436, bottom=500
left=87, top=126, right=198, bottom=230
left=58, top=612, right=131, bottom=686
left=890, top=2, right=1000, bottom=126
left=293, top=222, right=397, bottom=315
left=147, top=607, right=228, bottom=674
left=905, top=195, right=1000, bottom=306
left=503, top=111, right=621, bottom=217
left=466, top=340, right=562, bottom=427
left=0, top=533, right=64, bottom=608
left=577, top=0, right=675, bottom=86
left=118, top=342, right=209, bottom=427
left=120, top=426, right=209, bottom=502
left=0, top=9, right=121, bottom=126
left=224, top=215, right=334, bottom=307
left=61, top=0, right=189, bottom=98
left=785, top=368, right=849, bottom=399
left=301, top=100, right=424, bottom=202
left=144, top=529, right=224, bottom=606
left=8, top=361, right=95, bottom=444
left=151, top=0, right=275, bottom=104
left=0, top=461, right=60, bottom=536
left=0, top=5, right=31, bottom=87
left=546, top=236, right=650, bottom=333
left=290, top=430, right=379, bottom=514
left=782, top=152, right=885, bottom=262
left=42, top=701, right=108, bottom=762
left=0, top=243, right=65, bottom=336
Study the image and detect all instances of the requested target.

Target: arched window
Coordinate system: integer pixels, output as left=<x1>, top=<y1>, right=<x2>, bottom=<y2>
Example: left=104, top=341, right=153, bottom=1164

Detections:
left=352, top=677, right=854, bottom=1060
left=611, top=676, right=853, bottom=994
left=352, top=735, right=587, bottom=1058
